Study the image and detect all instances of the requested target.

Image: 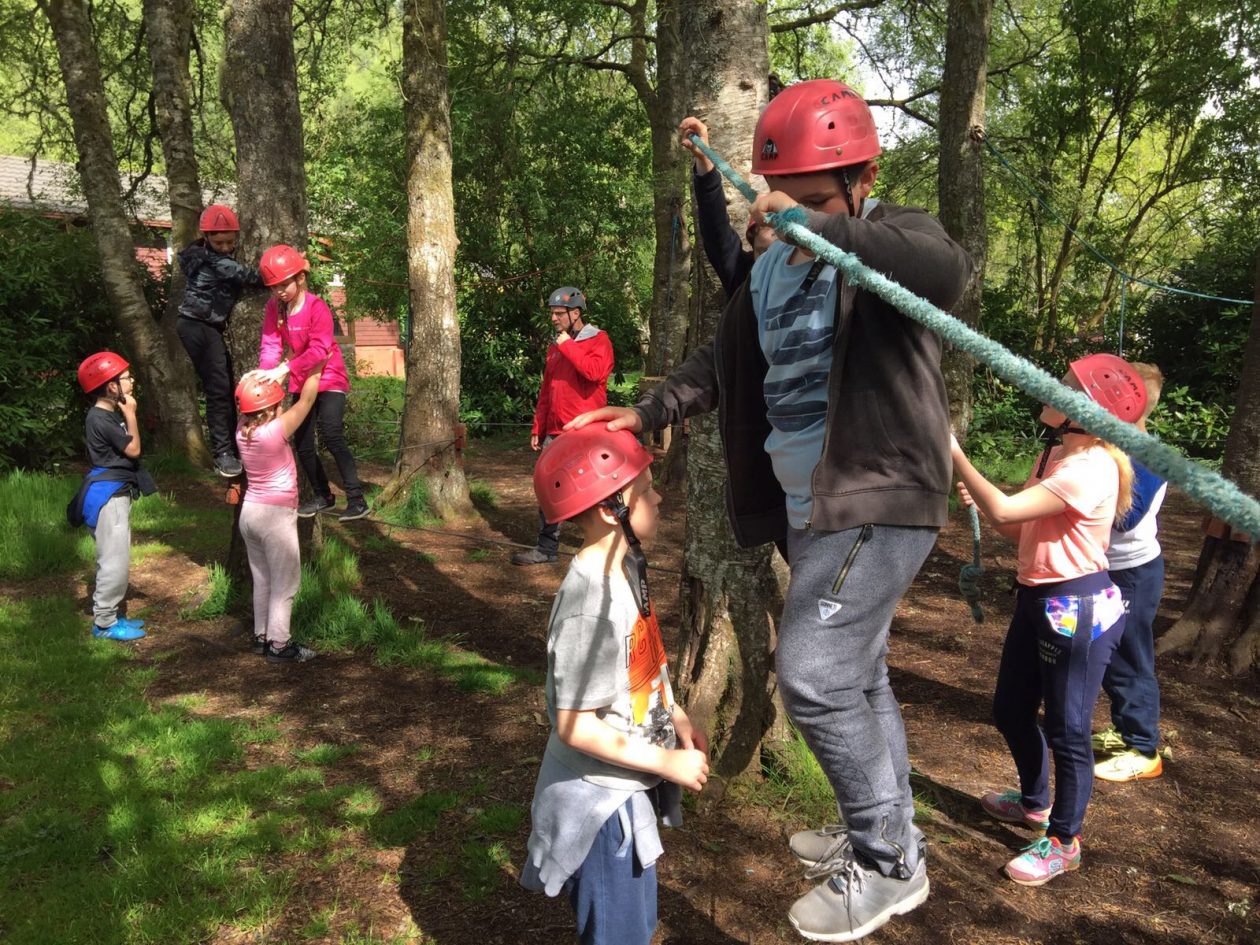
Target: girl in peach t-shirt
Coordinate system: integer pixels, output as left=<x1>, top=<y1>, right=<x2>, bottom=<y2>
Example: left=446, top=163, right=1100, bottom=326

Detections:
left=950, top=354, right=1147, bottom=888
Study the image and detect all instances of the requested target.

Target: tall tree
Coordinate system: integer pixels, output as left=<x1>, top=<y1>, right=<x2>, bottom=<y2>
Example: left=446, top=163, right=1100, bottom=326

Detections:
left=143, top=0, right=212, bottom=466
left=220, top=0, right=315, bottom=570
left=220, top=0, right=308, bottom=376
left=375, top=0, right=472, bottom=518
left=936, top=0, right=990, bottom=435
left=675, top=0, right=780, bottom=794
left=37, top=0, right=208, bottom=461
left=1157, top=249, right=1260, bottom=673
left=515, top=0, right=692, bottom=377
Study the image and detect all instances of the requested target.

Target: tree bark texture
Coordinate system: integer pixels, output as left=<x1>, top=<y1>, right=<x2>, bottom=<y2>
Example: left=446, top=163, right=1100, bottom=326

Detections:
left=220, top=0, right=308, bottom=377
left=143, top=0, right=212, bottom=466
left=936, top=0, right=991, bottom=436
left=644, top=0, right=691, bottom=377
left=1159, top=248, right=1260, bottom=672
left=41, top=0, right=208, bottom=461
left=676, top=0, right=780, bottom=796
left=220, top=0, right=317, bottom=577
left=377, top=0, right=471, bottom=519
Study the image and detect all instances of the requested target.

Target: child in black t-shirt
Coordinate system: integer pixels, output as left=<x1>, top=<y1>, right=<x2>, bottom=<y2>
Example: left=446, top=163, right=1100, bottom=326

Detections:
left=73, top=352, right=155, bottom=641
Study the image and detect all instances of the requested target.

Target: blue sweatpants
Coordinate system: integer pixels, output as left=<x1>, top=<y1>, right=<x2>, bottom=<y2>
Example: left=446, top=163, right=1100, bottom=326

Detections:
left=565, top=805, right=656, bottom=945
left=993, top=571, right=1125, bottom=843
left=1103, top=556, right=1165, bottom=755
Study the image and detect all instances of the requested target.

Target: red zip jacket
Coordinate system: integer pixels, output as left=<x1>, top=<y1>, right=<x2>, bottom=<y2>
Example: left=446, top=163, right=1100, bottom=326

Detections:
left=531, top=325, right=614, bottom=436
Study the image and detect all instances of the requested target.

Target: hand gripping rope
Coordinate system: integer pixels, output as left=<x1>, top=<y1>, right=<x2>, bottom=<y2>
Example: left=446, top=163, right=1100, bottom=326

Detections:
left=687, top=134, right=1260, bottom=617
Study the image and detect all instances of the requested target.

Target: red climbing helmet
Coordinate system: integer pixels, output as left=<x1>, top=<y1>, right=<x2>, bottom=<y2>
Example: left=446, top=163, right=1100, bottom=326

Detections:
left=751, top=79, right=881, bottom=176
left=77, top=351, right=129, bottom=393
left=199, top=204, right=240, bottom=233
left=259, top=244, right=310, bottom=286
left=1069, top=354, right=1148, bottom=423
left=235, top=375, right=285, bottom=414
left=533, top=425, right=653, bottom=524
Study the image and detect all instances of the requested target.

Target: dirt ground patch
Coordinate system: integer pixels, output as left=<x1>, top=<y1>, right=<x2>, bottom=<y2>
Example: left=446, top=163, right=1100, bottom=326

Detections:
left=108, top=438, right=1260, bottom=944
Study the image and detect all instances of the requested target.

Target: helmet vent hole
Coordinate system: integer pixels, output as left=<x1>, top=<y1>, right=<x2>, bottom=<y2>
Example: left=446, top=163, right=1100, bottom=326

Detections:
left=828, top=121, right=835, bottom=130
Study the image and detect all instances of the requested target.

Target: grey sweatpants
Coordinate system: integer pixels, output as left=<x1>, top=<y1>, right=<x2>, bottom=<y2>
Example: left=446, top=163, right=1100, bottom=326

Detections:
left=90, top=493, right=132, bottom=628
left=779, top=523, right=938, bottom=877
left=239, top=501, right=301, bottom=646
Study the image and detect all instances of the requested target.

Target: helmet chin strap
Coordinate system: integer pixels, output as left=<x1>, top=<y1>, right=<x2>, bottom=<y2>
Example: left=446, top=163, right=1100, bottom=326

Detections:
left=602, top=492, right=651, bottom=618
left=1035, top=419, right=1089, bottom=477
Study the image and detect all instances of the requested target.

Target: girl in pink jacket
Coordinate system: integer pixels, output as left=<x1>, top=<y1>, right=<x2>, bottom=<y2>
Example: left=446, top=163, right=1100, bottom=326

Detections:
left=253, top=245, right=368, bottom=520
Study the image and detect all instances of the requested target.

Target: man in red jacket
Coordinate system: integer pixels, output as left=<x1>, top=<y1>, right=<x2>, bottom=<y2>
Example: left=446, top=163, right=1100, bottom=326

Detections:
left=512, top=287, right=615, bottom=566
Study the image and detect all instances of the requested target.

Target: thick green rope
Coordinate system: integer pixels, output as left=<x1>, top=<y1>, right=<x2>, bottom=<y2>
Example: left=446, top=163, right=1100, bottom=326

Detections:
left=959, top=505, right=985, bottom=623
left=688, top=133, right=1260, bottom=540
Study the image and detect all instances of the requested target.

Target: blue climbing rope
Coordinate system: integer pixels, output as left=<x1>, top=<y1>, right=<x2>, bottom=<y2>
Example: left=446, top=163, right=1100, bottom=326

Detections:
left=687, top=133, right=1260, bottom=540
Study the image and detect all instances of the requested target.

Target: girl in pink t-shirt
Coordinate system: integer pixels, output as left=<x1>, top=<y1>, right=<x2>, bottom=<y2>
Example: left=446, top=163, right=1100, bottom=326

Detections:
left=950, top=354, right=1146, bottom=888
left=234, top=366, right=324, bottom=663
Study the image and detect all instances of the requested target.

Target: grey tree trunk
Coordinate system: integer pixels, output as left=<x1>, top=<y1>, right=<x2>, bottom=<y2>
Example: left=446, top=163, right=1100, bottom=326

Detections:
left=220, top=0, right=318, bottom=574
left=676, top=0, right=780, bottom=798
left=1157, top=247, right=1260, bottom=673
left=40, top=0, right=208, bottom=461
left=644, top=0, right=691, bottom=377
left=220, top=0, right=308, bottom=376
left=143, top=0, right=213, bottom=467
left=376, top=0, right=471, bottom=519
left=937, top=0, right=991, bottom=436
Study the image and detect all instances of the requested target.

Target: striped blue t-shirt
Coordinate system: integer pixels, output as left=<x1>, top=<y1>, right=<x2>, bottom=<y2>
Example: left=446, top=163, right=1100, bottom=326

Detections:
left=748, top=200, right=877, bottom=528
left=750, top=245, right=836, bottom=527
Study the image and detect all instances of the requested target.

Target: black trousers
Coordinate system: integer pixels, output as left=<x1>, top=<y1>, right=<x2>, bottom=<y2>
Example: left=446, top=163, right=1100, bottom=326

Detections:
left=293, top=391, right=363, bottom=502
left=176, top=318, right=236, bottom=457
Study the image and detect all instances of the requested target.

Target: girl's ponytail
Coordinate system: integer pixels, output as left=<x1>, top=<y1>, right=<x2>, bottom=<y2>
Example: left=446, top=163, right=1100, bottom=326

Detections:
left=1096, top=440, right=1134, bottom=519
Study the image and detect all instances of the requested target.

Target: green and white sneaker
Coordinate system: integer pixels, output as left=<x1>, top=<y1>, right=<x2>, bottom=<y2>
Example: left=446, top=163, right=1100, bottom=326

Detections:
left=1091, top=726, right=1126, bottom=754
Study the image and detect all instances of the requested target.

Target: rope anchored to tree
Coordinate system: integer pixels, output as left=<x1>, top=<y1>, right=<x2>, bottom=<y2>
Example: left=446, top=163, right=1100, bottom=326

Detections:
left=687, top=133, right=1260, bottom=541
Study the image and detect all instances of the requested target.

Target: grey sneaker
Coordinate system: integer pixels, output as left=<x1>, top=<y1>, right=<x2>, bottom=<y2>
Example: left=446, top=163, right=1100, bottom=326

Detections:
left=510, top=547, right=558, bottom=566
left=791, top=824, right=850, bottom=868
left=214, top=452, right=243, bottom=478
left=788, top=850, right=929, bottom=942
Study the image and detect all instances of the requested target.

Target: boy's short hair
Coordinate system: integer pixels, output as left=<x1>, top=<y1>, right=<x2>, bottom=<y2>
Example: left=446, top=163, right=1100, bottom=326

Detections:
left=1130, top=362, right=1164, bottom=420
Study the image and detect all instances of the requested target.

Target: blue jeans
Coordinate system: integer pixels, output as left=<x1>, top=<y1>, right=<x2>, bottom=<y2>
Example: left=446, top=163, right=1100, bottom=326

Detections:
left=565, top=805, right=656, bottom=945
left=993, top=572, right=1126, bottom=842
left=1103, top=557, right=1164, bottom=755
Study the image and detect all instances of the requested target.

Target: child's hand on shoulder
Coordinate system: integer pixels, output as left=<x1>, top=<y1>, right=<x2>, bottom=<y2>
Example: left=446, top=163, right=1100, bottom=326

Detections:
left=663, top=746, right=709, bottom=793
left=750, top=191, right=801, bottom=225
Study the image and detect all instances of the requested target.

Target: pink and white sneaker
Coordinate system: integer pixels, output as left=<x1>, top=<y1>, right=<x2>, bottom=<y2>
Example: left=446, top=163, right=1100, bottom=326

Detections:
left=980, top=788, right=1051, bottom=831
left=1004, top=835, right=1081, bottom=886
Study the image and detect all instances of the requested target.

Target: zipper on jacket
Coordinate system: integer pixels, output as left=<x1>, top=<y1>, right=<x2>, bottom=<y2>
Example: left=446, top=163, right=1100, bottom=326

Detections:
left=832, top=524, right=874, bottom=595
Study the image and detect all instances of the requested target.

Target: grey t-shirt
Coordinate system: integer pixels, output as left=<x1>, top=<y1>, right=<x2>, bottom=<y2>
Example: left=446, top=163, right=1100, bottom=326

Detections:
left=544, top=556, right=678, bottom=790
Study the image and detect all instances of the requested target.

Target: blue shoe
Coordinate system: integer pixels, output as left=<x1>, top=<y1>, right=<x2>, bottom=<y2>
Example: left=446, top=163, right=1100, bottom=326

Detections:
left=92, top=622, right=146, bottom=641
left=117, top=616, right=145, bottom=629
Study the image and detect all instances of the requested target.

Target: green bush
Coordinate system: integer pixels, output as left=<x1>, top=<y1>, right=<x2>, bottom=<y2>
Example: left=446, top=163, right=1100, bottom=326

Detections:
left=0, top=210, right=133, bottom=471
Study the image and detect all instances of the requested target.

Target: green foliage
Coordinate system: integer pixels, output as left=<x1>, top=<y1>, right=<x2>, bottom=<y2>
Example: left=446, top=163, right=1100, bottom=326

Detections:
left=0, top=211, right=125, bottom=470
left=0, top=594, right=309, bottom=944
left=1146, top=386, right=1232, bottom=462
left=346, top=374, right=405, bottom=463
left=293, top=536, right=533, bottom=694
left=0, top=471, right=85, bottom=579
left=181, top=563, right=235, bottom=619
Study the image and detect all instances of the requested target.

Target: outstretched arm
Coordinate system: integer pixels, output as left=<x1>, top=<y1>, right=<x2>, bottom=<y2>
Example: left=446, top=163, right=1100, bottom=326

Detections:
left=279, top=363, right=325, bottom=438
left=951, top=435, right=1062, bottom=534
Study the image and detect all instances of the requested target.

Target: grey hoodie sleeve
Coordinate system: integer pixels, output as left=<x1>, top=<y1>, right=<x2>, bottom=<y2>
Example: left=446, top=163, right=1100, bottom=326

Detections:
left=632, top=341, right=719, bottom=432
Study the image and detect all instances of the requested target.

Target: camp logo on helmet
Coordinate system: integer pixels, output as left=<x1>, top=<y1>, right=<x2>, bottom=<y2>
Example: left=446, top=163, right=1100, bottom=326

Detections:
left=819, top=89, right=860, bottom=107
left=761, top=139, right=778, bottom=161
